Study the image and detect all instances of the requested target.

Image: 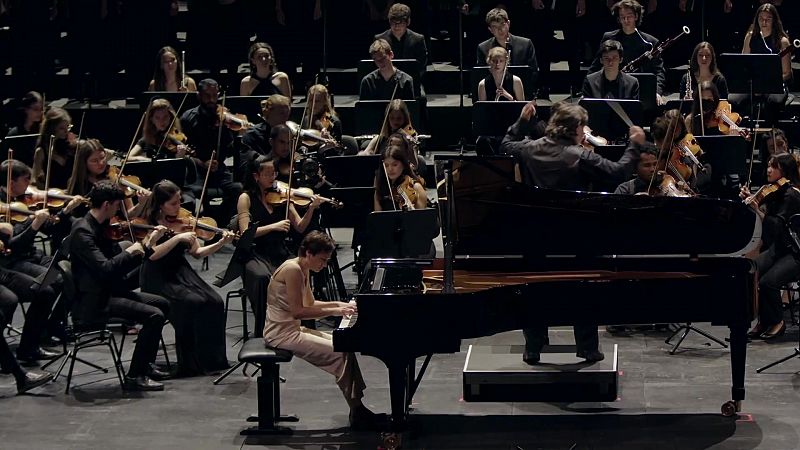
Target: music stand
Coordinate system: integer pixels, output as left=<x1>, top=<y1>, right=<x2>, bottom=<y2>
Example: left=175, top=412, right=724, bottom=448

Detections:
left=470, top=66, right=535, bottom=101
left=629, top=73, right=656, bottom=113
left=139, top=91, right=199, bottom=113
left=579, top=98, right=643, bottom=142
left=323, top=154, right=381, bottom=187
left=354, top=100, right=421, bottom=136
left=358, top=59, right=421, bottom=97
left=719, top=53, right=784, bottom=118
left=694, top=135, right=748, bottom=199
left=664, top=99, right=693, bottom=115
left=360, top=209, right=440, bottom=263
left=124, top=158, right=189, bottom=188
left=471, top=101, right=527, bottom=137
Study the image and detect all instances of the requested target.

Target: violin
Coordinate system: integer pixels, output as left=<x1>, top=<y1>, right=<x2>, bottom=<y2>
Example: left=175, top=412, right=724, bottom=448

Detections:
left=392, top=175, right=419, bottom=210
left=216, top=105, right=253, bottom=132
left=165, top=207, right=234, bottom=241
left=265, top=180, right=343, bottom=208
left=107, top=165, right=149, bottom=197
left=648, top=171, right=693, bottom=198
left=708, top=100, right=750, bottom=140
left=23, top=186, right=88, bottom=210
left=581, top=126, right=608, bottom=150
left=0, top=201, right=43, bottom=223
left=665, top=133, right=704, bottom=182
left=105, top=217, right=174, bottom=241
left=162, top=130, right=194, bottom=156
left=744, top=177, right=791, bottom=207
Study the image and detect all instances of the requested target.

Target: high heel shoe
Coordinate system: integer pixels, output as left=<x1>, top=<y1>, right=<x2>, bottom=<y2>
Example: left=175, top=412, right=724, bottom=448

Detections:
left=761, top=322, right=786, bottom=340
left=747, top=324, right=765, bottom=339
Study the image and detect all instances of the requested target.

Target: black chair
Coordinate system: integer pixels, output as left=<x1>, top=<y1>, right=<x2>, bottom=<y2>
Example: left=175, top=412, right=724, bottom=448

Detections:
left=224, top=288, right=249, bottom=343
left=237, top=339, right=297, bottom=435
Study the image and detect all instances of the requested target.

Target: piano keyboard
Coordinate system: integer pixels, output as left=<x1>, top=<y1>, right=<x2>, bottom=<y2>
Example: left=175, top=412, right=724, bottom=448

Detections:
left=339, top=312, right=358, bottom=328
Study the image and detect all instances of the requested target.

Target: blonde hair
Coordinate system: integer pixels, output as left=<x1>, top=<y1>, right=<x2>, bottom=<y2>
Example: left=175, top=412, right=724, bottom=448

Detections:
left=486, top=47, right=508, bottom=64
left=142, top=98, right=182, bottom=146
left=260, top=94, right=291, bottom=114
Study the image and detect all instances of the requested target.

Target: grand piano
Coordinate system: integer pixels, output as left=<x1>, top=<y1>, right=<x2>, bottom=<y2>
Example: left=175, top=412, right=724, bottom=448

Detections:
left=333, top=155, right=760, bottom=428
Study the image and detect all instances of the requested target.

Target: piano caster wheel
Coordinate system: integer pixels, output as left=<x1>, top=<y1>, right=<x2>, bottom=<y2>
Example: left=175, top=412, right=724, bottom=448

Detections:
left=721, top=400, right=740, bottom=417
left=381, top=432, right=402, bottom=449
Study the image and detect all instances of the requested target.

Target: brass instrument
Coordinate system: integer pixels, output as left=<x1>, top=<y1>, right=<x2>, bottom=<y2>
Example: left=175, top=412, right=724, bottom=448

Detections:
left=623, top=26, right=690, bottom=73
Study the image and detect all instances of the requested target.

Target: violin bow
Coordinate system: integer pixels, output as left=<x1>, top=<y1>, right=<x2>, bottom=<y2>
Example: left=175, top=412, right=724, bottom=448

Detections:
left=153, top=92, right=190, bottom=161
left=285, top=85, right=313, bottom=221
left=43, top=134, right=55, bottom=208
left=648, top=110, right=682, bottom=194
left=382, top=158, right=399, bottom=210
left=193, top=150, right=216, bottom=234
left=5, top=149, right=12, bottom=224
left=697, top=78, right=704, bottom=137
left=745, top=104, right=762, bottom=189
left=375, top=70, right=402, bottom=154
left=116, top=108, right=148, bottom=188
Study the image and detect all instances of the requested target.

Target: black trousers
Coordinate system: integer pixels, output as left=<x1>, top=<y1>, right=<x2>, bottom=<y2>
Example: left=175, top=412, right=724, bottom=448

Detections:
left=523, top=324, right=600, bottom=356
left=0, top=285, right=23, bottom=378
left=106, top=292, right=170, bottom=377
left=0, top=267, right=55, bottom=355
left=755, top=244, right=800, bottom=327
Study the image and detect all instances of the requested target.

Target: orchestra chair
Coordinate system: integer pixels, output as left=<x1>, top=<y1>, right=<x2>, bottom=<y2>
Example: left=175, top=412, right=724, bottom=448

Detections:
left=237, top=338, right=297, bottom=435
left=224, top=287, right=250, bottom=344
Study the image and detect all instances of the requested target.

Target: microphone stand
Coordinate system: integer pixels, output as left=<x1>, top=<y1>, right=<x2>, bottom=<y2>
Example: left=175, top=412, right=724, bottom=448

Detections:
left=457, top=4, right=466, bottom=155
left=320, top=0, right=329, bottom=86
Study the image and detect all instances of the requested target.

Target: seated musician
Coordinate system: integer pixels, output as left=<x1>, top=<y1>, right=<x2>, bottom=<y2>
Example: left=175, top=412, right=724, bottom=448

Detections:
left=614, top=145, right=659, bottom=195
left=237, top=155, right=321, bottom=337
left=148, top=46, right=197, bottom=92
left=240, top=94, right=291, bottom=176
left=760, top=128, right=789, bottom=162
left=476, top=8, right=537, bottom=88
left=731, top=4, right=792, bottom=125
left=374, top=146, right=427, bottom=211
left=264, top=231, right=380, bottom=430
left=654, top=109, right=711, bottom=191
left=180, top=78, right=243, bottom=223
left=679, top=42, right=729, bottom=100
left=0, top=227, right=53, bottom=393
left=4, top=91, right=43, bottom=167
left=240, top=42, right=292, bottom=100
left=590, top=0, right=665, bottom=105
left=130, top=98, right=191, bottom=161
left=359, top=39, right=415, bottom=101
left=686, top=81, right=722, bottom=136
left=582, top=40, right=639, bottom=100
left=740, top=153, right=800, bottom=339
left=301, top=84, right=359, bottom=155
left=69, top=181, right=170, bottom=391
left=265, top=124, right=295, bottom=184
left=136, top=180, right=234, bottom=377
left=477, top=46, right=525, bottom=102
left=375, top=3, right=428, bottom=92
left=31, top=107, right=75, bottom=190
left=501, top=101, right=645, bottom=363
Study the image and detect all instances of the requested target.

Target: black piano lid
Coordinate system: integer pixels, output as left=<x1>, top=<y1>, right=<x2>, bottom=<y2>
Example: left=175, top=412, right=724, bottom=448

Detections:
left=434, top=155, right=760, bottom=258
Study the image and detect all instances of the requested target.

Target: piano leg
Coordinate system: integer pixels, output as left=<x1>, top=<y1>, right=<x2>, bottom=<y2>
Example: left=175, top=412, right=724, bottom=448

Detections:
left=387, top=362, right=410, bottom=430
left=724, top=323, right=747, bottom=416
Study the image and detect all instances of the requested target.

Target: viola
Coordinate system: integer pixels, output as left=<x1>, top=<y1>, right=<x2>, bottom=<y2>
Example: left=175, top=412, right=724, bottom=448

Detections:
left=23, top=187, right=88, bottom=210
left=390, top=175, right=420, bottom=210
left=707, top=100, right=750, bottom=140
left=107, top=165, right=149, bottom=197
left=216, top=105, right=253, bottom=132
left=744, top=177, right=791, bottom=207
left=265, top=180, right=343, bottom=208
left=648, top=172, right=693, bottom=198
left=666, top=133, right=704, bottom=182
left=165, top=207, right=234, bottom=241
left=105, top=217, right=174, bottom=241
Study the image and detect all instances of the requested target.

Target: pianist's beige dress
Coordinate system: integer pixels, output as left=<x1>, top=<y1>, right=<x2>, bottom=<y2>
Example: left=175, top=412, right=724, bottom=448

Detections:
left=263, top=261, right=366, bottom=401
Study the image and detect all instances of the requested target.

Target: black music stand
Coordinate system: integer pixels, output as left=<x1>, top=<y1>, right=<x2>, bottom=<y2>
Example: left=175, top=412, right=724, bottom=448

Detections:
left=354, top=100, right=421, bottom=136
left=694, top=135, right=748, bottom=199
left=757, top=213, right=800, bottom=373
left=629, top=73, right=657, bottom=113
left=0, top=133, right=38, bottom=165
left=471, top=101, right=527, bottom=137
left=360, top=209, right=440, bottom=264
left=139, top=91, right=199, bottom=112
left=579, top=98, right=643, bottom=142
left=470, top=66, right=535, bottom=101
left=124, top=158, right=190, bottom=188
left=719, top=53, right=784, bottom=119
left=358, top=59, right=421, bottom=97
left=664, top=99, right=693, bottom=115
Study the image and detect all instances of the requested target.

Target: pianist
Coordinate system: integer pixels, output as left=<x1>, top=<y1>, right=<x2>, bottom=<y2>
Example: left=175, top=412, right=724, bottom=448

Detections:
left=502, top=100, right=644, bottom=364
left=263, top=231, right=381, bottom=429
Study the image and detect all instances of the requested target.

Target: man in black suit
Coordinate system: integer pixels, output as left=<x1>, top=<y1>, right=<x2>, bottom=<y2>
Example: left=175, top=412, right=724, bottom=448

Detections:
left=359, top=39, right=416, bottom=100
left=582, top=40, right=640, bottom=100
left=590, top=0, right=665, bottom=104
left=476, top=8, right=538, bottom=91
left=69, top=181, right=170, bottom=391
left=374, top=3, right=428, bottom=90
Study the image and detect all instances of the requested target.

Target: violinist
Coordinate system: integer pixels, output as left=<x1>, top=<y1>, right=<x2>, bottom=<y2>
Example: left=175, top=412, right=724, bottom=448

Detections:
left=237, top=155, right=321, bottom=337
left=759, top=128, right=789, bottom=170
left=130, top=98, right=191, bottom=161
left=135, top=180, right=234, bottom=377
left=502, top=101, right=645, bottom=364
left=241, top=94, right=290, bottom=159
left=614, top=145, right=659, bottom=195
left=31, top=107, right=75, bottom=190
left=3, top=91, right=43, bottom=167
left=581, top=40, right=639, bottom=100
left=239, top=42, right=292, bottom=100
left=653, top=109, right=710, bottom=191
left=265, top=124, right=295, bottom=184
left=732, top=3, right=792, bottom=124
left=148, top=46, right=197, bottom=93
left=739, top=153, right=800, bottom=340
left=685, top=81, right=723, bottom=136
left=359, top=99, right=420, bottom=165
left=359, top=39, right=415, bottom=101
left=373, top=146, right=427, bottom=211
left=69, top=181, right=170, bottom=391
left=301, top=84, right=359, bottom=155
left=180, top=78, right=243, bottom=222
left=477, top=46, right=525, bottom=102
left=679, top=42, right=729, bottom=100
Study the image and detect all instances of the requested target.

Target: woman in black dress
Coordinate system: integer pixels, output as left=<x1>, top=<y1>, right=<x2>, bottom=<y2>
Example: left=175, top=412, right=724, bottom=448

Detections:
left=137, top=180, right=235, bottom=377
left=239, top=42, right=292, bottom=99
left=236, top=154, right=321, bottom=336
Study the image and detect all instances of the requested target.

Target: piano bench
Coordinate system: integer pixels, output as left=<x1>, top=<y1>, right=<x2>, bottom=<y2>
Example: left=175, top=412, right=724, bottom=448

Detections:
left=238, top=339, right=298, bottom=435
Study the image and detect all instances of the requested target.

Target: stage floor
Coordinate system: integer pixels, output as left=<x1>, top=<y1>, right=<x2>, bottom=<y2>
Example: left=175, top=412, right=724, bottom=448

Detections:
left=1, top=230, right=799, bottom=449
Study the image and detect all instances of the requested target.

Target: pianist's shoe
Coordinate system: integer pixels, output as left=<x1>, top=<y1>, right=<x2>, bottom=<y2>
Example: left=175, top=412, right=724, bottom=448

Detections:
left=349, top=404, right=384, bottom=431
left=576, top=349, right=605, bottom=363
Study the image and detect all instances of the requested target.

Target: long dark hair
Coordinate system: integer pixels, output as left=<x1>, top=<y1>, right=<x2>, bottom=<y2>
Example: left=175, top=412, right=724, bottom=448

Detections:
left=689, top=81, right=720, bottom=135
left=748, top=4, right=789, bottom=51
left=689, top=42, right=721, bottom=78
left=375, top=146, right=415, bottom=202
left=139, top=179, right=182, bottom=225
left=152, top=46, right=186, bottom=91
left=769, top=153, right=800, bottom=186
left=66, top=138, right=107, bottom=196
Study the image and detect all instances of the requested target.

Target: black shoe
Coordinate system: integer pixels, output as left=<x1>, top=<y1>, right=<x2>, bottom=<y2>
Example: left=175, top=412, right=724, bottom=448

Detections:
left=761, top=322, right=786, bottom=340
left=16, top=370, right=54, bottom=394
left=147, top=364, right=172, bottom=381
left=17, top=347, right=60, bottom=366
left=522, top=352, right=541, bottom=365
left=124, top=375, right=164, bottom=391
left=576, top=350, right=605, bottom=362
left=349, top=405, right=384, bottom=431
